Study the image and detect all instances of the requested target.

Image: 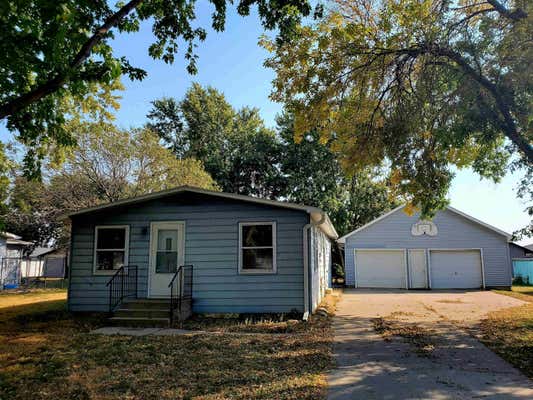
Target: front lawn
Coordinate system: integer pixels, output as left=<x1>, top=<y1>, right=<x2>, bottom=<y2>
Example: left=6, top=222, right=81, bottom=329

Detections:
left=479, top=286, right=533, bottom=378
left=0, top=290, right=339, bottom=399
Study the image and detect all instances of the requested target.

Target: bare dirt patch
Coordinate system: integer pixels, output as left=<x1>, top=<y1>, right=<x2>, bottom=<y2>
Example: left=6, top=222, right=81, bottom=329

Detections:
left=373, top=317, right=436, bottom=357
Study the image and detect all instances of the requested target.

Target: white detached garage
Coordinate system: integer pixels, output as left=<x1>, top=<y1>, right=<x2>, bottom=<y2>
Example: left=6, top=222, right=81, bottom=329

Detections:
left=339, top=206, right=512, bottom=289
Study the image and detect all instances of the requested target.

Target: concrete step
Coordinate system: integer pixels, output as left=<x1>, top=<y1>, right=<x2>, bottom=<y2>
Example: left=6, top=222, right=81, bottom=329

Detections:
left=122, top=299, right=170, bottom=310
left=114, top=308, right=170, bottom=319
left=109, top=316, right=170, bottom=327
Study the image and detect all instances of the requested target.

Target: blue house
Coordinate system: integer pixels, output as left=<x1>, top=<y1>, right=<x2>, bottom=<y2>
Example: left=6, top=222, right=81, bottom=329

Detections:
left=66, top=186, right=337, bottom=323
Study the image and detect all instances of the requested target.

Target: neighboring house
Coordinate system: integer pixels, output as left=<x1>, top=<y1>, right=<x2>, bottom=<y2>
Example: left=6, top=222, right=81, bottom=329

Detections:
left=0, top=232, right=32, bottom=289
left=338, top=206, right=512, bottom=289
left=0, top=232, right=32, bottom=258
left=23, top=247, right=68, bottom=278
left=509, top=242, right=533, bottom=259
left=66, top=186, right=337, bottom=316
left=509, top=242, right=533, bottom=283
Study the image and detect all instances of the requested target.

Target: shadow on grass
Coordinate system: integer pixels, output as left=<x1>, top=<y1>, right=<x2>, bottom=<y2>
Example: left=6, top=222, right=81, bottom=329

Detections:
left=0, top=295, right=338, bottom=400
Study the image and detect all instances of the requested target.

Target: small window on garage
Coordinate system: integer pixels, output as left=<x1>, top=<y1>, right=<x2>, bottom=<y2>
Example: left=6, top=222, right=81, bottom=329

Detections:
left=93, top=225, right=129, bottom=275
left=239, top=222, right=276, bottom=274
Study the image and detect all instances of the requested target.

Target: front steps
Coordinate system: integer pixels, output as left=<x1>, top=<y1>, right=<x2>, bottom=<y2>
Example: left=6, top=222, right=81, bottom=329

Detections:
left=109, top=298, right=192, bottom=327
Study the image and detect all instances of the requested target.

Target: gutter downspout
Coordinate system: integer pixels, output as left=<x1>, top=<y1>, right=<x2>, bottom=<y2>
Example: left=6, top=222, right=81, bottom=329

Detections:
left=303, top=212, right=327, bottom=321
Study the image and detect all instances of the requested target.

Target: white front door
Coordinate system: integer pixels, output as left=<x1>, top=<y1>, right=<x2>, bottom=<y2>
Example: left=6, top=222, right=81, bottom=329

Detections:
left=408, top=249, right=428, bottom=289
left=148, top=221, right=185, bottom=298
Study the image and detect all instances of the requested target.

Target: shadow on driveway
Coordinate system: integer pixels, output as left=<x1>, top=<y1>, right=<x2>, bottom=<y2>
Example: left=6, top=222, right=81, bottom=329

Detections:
left=328, top=291, right=533, bottom=399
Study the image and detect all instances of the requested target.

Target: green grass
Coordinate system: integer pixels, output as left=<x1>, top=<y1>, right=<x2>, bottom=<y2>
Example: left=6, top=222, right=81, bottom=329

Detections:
left=0, top=290, right=339, bottom=399
left=480, top=286, right=533, bottom=378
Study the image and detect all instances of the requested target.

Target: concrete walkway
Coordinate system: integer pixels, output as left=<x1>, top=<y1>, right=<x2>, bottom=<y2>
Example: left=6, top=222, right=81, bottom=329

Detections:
left=91, top=327, right=199, bottom=336
left=328, top=290, right=533, bottom=399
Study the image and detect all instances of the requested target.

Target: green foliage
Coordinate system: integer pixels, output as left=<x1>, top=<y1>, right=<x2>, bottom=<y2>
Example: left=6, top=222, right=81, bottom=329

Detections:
left=147, top=83, right=284, bottom=198
left=263, top=0, right=532, bottom=220
left=278, top=112, right=397, bottom=236
left=3, top=122, right=217, bottom=246
left=0, top=0, right=316, bottom=177
left=148, top=86, right=397, bottom=235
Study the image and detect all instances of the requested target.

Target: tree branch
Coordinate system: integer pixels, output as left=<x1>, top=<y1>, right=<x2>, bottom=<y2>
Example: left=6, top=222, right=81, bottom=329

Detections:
left=0, top=0, right=144, bottom=120
left=427, top=44, right=532, bottom=162
left=486, top=0, right=527, bottom=21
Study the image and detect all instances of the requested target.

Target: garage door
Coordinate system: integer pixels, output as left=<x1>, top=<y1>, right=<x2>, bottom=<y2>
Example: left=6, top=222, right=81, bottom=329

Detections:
left=430, top=250, right=483, bottom=289
left=355, top=249, right=406, bottom=288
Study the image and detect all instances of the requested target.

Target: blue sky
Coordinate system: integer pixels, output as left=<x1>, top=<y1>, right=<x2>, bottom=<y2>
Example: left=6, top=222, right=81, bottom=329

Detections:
left=3, top=4, right=531, bottom=244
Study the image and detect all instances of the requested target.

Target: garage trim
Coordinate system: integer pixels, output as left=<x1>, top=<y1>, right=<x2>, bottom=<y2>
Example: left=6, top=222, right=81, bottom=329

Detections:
left=427, top=248, right=485, bottom=289
left=353, top=248, right=408, bottom=289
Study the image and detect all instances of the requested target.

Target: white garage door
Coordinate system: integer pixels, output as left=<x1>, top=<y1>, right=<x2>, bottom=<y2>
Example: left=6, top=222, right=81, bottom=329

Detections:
left=430, top=250, right=483, bottom=289
left=355, top=249, right=407, bottom=288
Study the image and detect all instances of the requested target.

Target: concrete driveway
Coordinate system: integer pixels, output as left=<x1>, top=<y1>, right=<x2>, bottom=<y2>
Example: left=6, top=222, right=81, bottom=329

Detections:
left=328, top=290, right=533, bottom=399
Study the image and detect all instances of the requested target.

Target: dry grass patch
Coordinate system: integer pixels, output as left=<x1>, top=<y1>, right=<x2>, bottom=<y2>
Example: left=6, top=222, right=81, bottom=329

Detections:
left=373, top=317, right=436, bottom=357
left=479, top=286, right=533, bottom=378
left=493, top=285, right=533, bottom=303
left=0, top=290, right=340, bottom=399
left=0, top=288, right=66, bottom=309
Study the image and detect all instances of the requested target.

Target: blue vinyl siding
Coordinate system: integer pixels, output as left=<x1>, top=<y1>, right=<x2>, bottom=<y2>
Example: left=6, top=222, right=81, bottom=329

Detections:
left=68, top=192, right=308, bottom=313
left=344, top=208, right=511, bottom=288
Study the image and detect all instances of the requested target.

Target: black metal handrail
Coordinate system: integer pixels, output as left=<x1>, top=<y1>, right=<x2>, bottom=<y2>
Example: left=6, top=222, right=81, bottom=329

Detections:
left=169, top=264, right=193, bottom=324
left=106, top=265, right=138, bottom=312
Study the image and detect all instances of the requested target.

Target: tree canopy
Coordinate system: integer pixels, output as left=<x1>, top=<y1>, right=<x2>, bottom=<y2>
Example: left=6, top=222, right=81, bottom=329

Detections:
left=263, top=0, right=532, bottom=218
left=148, top=85, right=397, bottom=235
left=147, top=83, right=284, bottom=198
left=277, top=112, right=396, bottom=235
left=3, top=122, right=217, bottom=247
left=1, top=0, right=317, bottom=175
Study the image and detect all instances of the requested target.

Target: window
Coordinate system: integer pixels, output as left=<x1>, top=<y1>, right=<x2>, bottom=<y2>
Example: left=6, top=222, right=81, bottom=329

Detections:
left=155, top=229, right=179, bottom=273
left=93, top=225, right=129, bottom=274
left=239, top=222, right=276, bottom=274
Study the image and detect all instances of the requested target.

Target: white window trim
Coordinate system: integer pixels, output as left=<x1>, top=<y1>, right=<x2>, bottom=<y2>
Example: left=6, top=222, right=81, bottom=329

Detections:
left=93, top=225, right=130, bottom=275
left=238, top=221, right=277, bottom=274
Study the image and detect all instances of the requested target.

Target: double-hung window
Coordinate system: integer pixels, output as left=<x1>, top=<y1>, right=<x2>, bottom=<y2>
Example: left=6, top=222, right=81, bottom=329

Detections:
left=239, top=222, right=276, bottom=274
left=93, top=225, right=130, bottom=274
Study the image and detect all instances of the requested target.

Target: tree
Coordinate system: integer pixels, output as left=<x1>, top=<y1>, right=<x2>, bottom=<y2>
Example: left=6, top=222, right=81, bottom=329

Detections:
left=147, top=83, right=284, bottom=198
left=262, top=0, right=532, bottom=218
left=277, top=112, right=397, bottom=236
left=3, top=122, right=217, bottom=246
left=0, top=0, right=317, bottom=175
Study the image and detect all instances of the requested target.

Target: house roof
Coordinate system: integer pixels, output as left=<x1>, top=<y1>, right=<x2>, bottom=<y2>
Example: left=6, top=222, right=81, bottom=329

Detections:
left=65, top=185, right=339, bottom=239
left=30, top=247, right=55, bottom=258
left=337, top=204, right=512, bottom=243
left=6, top=238, right=33, bottom=246
left=0, top=232, right=21, bottom=240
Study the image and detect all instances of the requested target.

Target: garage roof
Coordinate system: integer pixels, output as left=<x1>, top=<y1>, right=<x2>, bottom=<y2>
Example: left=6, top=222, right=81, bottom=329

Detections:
left=337, top=205, right=512, bottom=243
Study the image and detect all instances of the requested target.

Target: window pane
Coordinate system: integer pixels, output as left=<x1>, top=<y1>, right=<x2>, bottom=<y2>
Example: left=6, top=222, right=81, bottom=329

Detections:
left=97, top=228, right=126, bottom=249
left=156, top=251, right=178, bottom=273
left=242, top=248, right=273, bottom=271
left=157, top=229, right=178, bottom=251
left=242, top=225, right=272, bottom=247
left=96, top=251, right=124, bottom=271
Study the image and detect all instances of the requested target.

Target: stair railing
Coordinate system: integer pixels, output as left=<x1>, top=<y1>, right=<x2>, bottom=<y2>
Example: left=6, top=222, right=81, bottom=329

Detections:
left=106, top=265, right=138, bottom=312
left=168, top=264, right=193, bottom=324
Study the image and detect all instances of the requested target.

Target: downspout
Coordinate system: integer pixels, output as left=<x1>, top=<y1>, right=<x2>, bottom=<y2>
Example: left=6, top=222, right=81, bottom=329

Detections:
left=303, top=212, right=327, bottom=320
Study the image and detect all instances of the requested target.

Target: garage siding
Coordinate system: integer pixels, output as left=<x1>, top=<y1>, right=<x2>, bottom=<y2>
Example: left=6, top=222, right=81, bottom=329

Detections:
left=344, top=208, right=511, bottom=288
